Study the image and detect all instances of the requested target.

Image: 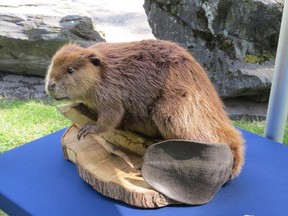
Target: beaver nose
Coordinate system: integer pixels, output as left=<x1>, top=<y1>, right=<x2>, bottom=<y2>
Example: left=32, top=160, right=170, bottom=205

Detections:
left=48, top=82, right=56, bottom=92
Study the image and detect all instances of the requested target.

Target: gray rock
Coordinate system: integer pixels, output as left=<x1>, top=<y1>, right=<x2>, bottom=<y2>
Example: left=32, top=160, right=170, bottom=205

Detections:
left=0, top=0, right=105, bottom=77
left=0, top=72, right=48, bottom=100
left=144, top=0, right=284, bottom=99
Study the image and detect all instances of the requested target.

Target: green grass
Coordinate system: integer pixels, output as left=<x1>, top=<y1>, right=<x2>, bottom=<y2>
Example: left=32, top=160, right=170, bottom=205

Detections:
left=0, top=211, right=7, bottom=216
left=233, top=117, right=288, bottom=144
left=0, top=99, right=71, bottom=153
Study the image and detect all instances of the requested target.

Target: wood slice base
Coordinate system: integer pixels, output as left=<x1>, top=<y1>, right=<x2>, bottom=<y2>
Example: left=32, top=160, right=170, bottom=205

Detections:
left=61, top=125, right=177, bottom=208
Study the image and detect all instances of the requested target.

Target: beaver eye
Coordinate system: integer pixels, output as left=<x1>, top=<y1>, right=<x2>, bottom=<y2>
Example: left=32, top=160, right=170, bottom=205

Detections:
left=67, top=67, right=75, bottom=74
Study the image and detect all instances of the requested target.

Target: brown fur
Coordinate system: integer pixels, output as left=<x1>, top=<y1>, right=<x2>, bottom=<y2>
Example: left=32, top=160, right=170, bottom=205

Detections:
left=45, top=39, right=245, bottom=178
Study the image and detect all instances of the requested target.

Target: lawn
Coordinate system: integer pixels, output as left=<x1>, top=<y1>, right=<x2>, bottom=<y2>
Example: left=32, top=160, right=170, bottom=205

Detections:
left=234, top=118, right=288, bottom=144
left=0, top=99, right=70, bottom=153
left=0, top=99, right=287, bottom=154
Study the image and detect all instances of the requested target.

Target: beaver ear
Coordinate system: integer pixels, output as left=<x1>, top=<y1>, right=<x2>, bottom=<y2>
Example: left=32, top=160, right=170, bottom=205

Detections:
left=88, top=55, right=101, bottom=67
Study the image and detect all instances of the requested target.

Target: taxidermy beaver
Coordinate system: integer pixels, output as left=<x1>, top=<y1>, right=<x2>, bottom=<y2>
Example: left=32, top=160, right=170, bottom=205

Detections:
left=45, top=39, right=244, bottom=178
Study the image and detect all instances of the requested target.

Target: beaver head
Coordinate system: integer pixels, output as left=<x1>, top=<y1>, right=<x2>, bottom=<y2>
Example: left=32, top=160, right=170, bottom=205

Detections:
left=45, top=44, right=102, bottom=101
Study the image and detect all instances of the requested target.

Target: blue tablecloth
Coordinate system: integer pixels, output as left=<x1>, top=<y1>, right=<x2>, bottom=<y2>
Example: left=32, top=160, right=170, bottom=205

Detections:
left=1, top=128, right=288, bottom=216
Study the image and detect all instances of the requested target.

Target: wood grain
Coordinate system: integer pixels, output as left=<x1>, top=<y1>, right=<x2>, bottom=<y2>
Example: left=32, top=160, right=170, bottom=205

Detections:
left=57, top=103, right=155, bottom=157
left=59, top=103, right=177, bottom=208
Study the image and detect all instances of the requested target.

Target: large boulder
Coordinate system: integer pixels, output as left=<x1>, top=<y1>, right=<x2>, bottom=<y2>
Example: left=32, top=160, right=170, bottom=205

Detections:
left=144, top=0, right=284, bottom=99
left=0, top=0, right=105, bottom=77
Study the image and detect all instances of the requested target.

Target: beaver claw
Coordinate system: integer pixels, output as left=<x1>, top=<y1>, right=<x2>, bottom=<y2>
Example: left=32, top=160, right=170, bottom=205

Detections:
left=77, top=124, right=97, bottom=140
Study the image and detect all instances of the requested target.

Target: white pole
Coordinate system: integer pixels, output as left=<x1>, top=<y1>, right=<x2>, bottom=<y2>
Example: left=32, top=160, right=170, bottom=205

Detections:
left=264, top=0, right=288, bottom=143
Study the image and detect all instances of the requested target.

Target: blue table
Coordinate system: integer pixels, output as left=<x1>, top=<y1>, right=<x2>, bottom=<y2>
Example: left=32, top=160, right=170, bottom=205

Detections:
left=1, top=128, right=288, bottom=216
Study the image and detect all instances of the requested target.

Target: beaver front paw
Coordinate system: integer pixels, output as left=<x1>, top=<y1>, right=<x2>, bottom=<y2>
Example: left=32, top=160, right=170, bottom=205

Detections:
left=77, top=123, right=98, bottom=140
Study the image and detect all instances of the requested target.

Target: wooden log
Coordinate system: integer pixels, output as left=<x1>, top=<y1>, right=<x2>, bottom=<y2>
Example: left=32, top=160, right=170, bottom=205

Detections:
left=57, top=103, right=155, bottom=156
left=58, top=103, right=178, bottom=208
left=61, top=125, right=177, bottom=208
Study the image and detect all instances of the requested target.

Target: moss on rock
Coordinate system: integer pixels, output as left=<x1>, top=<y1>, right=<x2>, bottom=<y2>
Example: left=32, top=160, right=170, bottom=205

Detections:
left=244, top=53, right=274, bottom=64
